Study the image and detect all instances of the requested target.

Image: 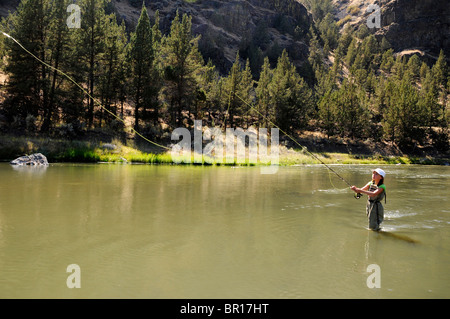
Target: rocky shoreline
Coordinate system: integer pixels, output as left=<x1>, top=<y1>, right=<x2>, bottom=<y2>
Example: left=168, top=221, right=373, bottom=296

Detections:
left=1, top=135, right=449, bottom=166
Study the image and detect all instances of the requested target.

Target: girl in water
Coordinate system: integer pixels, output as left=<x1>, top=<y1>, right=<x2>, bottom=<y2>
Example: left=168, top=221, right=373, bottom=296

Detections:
left=351, top=168, right=386, bottom=231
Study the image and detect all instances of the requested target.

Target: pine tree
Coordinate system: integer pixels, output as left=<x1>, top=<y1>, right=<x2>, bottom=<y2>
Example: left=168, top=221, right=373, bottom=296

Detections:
left=270, top=49, right=312, bottom=132
left=345, top=38, right=358, bottom=69
left=317, top=13, right=338, bottom=52
left=98, top=19, right=128, bottom=127
left=307, top=26, right=324, bottom=78
left=128, top=4, right=156, bottom=130
left=3, top=0, right=47, bottom=124
left=198, top=59, right=220, bottom=124
left=419, top=61, right=429, bottom=82
left=427, top=52, right=449, bottom=151
left=41, top=0, right=72, bottom=132
left=162, top=11, right=203, bottom=127
left=383, top=78, right=425, bottom=148
left=74, top=0, right=111, bottom=128
left=333, top=80, right=369, bottom=138
left=335, top=23, right=353, bottom=57
left=380, top=49, right=394, bottom=73
left=255, top=57, right=273, bottom=128
left=419, top=70, right=439, bottom=128
left=406, top=54, right=421, bottom=84
left=432, top=50, right=448, bottom=89
left=318, top=89, right=337, bottom=138
left=382, top=79, right=400, bottom=142
left=221, top=52, right=253, bottom=128
left=240, top=58, right=254, bottom=128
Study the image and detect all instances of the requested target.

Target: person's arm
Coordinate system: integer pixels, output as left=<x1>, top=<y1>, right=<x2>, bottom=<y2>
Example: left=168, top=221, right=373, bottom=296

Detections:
left=351, top=183, right=384, bottom=199
left=351, top=182, right=371, bottom=193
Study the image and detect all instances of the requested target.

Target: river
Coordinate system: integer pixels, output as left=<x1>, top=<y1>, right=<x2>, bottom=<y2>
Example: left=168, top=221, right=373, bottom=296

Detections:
left=0, top=163, right=449, bottom=298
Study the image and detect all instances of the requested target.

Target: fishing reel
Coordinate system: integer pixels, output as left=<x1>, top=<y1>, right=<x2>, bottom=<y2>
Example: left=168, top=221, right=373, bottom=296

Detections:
left=354, top=193, right=363, bottom=199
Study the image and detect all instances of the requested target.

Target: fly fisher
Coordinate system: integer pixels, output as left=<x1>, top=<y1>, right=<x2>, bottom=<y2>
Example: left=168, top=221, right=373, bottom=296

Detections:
left=351, top=168, right=386, bottom=231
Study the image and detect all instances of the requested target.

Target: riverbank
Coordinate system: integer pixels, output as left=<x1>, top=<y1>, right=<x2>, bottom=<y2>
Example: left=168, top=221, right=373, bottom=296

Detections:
left=0, top=135, right=449, bottom=166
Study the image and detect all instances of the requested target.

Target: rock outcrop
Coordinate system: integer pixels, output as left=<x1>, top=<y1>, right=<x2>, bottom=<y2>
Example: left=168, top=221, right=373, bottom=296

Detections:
left=113, top=0, right=312, bottom=74
left=10, top=153, right=49, bottom=166
left=376, top=0, right=450, bottom=59
left=333, top=0, right=449, bottom=60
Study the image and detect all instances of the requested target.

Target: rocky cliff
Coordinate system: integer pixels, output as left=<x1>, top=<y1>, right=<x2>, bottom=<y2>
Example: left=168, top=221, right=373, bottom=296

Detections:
left=377, top=0, right=449, bottom=59
left=0, top=0, right=312, bottom=74
left=115, top=0, right=312, bottom=73
left=333, top=0, right=450, bottom=60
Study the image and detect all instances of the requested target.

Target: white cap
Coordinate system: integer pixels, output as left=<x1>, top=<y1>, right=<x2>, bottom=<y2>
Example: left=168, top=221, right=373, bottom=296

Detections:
left=373, top=168, right=386, bottom=178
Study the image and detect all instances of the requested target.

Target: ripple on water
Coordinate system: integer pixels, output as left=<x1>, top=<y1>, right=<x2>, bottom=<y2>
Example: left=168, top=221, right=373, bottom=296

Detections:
left=385, top=210, right=417, bottom=220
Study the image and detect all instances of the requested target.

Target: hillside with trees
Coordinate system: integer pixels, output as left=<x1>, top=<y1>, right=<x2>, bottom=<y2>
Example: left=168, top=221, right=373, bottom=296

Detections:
left=0, top=0, right=448, bottom=160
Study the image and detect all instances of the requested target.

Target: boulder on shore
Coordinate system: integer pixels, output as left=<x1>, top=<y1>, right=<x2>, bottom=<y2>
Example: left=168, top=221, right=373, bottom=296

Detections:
left=10, top=153, right=49, bottom=166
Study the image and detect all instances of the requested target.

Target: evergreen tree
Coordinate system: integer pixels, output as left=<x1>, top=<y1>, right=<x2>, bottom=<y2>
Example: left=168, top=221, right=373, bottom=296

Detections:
left=333, top=80, right=369, bottom=138
left=318, top=88, right=337, bottom=138
left=317, top=13, right=339, bottom=52
left=380, top=49, right=394, bottom=73
left=432, top=50, right=448, bottom=89
left=382, top=79, right=399, bottom=142
left=74, top=0, right=111, bottom=128
left=198, top=59, right=220, bottom=124
left=427, top=52, right=449, bottom=151
left=128, top=4, right=157, bottom=130
left=406, top=54, right=421, bottom=83
left=3, top=0, right=47, bottom=124
left=391, top=55, right=407, bottom=81
left=240, top=58, right=254, bottom=127
left=383, top=78, right=426, bottom=148
left=307, top=26, right=324, bottom=77
left=98, top=19, right=128, bottom=127
left=40, top=0, right=71, bottom=132
left=419, top=61, right=429, bottom=82
left=162, top=11, right=204, bottom=127
left=255, top=57, right=274, bottom=128
left=269, top=49, right=312, bottom=132
left=419, top=70, right=439, bottom=128
left=345, top=38, right=358, bottom=68
left=335, top=23, right=353, bottom=57
left=221, top=52, right=254, bottom=128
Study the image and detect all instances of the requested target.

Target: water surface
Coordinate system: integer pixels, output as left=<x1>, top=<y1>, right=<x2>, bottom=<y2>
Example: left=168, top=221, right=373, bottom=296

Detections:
left=0, top=163, right=449, bottom=298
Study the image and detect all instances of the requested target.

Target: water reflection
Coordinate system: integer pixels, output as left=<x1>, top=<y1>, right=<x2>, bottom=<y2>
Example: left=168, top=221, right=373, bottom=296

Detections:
left=11, top=164, right=48, bottom=175
left=0, top=164, right=448, bottom=298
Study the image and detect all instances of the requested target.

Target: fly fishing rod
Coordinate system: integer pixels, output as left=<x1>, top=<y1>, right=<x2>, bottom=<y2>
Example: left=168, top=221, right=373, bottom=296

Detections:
left=0, top=31, right=170, bottom=151
left=1, top=30, right=358, bottom=197
left=232, top=93, right=359, bottom=195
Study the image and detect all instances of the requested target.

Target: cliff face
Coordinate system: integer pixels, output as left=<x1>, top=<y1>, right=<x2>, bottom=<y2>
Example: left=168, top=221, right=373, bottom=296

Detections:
left=0, top=0, right=19, bottom=19
left=0, top=0, right=312, bottom=74
left=333, top=0, right=449, bottom=60
left=115, top=0, right=312, bottom=73
left=377, top=0, right=450, bottom=59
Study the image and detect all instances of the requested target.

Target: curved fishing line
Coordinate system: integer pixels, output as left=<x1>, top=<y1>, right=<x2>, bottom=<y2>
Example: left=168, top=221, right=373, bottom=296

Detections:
left=233, top=92, right=353, bottom=188
left=1, top=31, right=170, bottom=151
left=327, top=168, right=339, bottom=190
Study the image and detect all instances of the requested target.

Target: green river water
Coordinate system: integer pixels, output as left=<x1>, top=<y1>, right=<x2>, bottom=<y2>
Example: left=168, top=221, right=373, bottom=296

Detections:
left=0, top=163, right=449, bottom=298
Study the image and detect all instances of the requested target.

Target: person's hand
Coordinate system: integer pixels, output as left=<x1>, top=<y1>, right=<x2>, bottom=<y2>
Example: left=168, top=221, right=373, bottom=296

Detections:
left=351, top=186, right=358, bottom=192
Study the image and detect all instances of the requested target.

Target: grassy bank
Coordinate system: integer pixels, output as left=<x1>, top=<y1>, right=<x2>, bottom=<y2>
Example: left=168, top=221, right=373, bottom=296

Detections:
left=278, top=149, right=449, bottom=165
left=0, top=135, right=448, bottom=166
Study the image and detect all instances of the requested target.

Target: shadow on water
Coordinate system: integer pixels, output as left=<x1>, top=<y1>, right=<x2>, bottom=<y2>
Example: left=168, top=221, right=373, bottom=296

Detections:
left=377, top=230, right=420, bottom=244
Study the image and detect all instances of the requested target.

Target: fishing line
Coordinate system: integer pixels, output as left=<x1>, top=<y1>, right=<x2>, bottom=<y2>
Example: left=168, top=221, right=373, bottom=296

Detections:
left=233, top=92, right=353, bottom=188
left=1, top=30, right=355, bottom=189
left=0, top=31, right=170, bottom=151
